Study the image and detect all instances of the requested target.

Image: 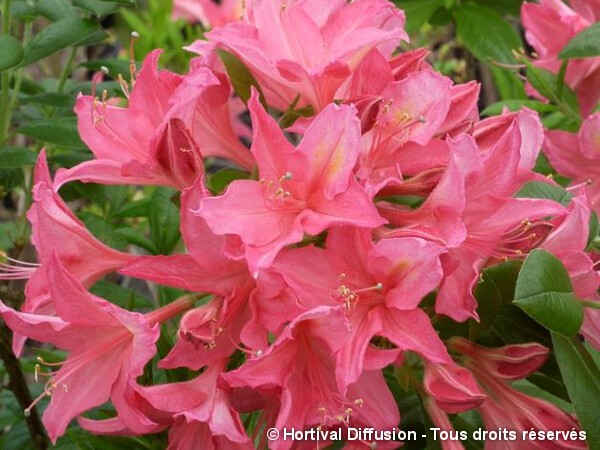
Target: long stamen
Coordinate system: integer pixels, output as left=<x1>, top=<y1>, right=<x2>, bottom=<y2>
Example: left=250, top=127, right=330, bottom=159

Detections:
left=0, top=252, right=38, bottom=280
left=129, top=32, right=139, bottom=88
left=332, top=274, right=383, bottom=309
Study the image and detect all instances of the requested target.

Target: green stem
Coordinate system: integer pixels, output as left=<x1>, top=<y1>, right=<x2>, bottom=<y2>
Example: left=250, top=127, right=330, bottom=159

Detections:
left=9, top=21, right=31, bottom=114
left=582, top=301, right=600, bottom=310
left=55, top=46, right=77, bottom=93
left=0, top=0, right=14, bottom=142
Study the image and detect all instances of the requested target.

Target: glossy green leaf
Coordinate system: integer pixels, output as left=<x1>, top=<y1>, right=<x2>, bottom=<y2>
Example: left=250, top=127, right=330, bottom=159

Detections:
left=22, top=92, right=75, bottom=108
left=36, top=0, right=78, bottom=21
left=455, top=4, right=521, bottom=64
left=208, top=168, right=250, bottom=194
left=21, top=19, right=102, bottom=66
left=514, top=250, right=583, bottom=337
left=482, top=100, right=558, bottom=116
left=19, top=117, right=84, bottom=147
left=73, top=0, right=128, bottom=16
left=217, top=49, right=266, bottom=107
left=0, top=36, right=24, bottom=73
left=393, top=0, right=442, bottom=33
left=148, top=188, right=181, bottom=255
left=516, top=181, right=573, bottom=206
left=588, top=212, right=599, bottom=250
left=559, top=22, right=600, bottom=59
left=552, top=334, right=600, bottom=448
left=470, top=260, right=522, bottom=340
left=0, top=147, right=37, bottom=168
left=523, top=60, right=581, bottom=121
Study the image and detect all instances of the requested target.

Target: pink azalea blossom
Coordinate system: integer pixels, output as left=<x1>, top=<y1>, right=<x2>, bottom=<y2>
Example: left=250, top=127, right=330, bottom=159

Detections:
left=451, top=338, right=586, bottom=450
left=173, top=0, right=245, bottom=28
left=423, top=362, right=486, bottom=414
left=223, top=306, right=400, bottom=450
left=423, top=398, right=467, bottom=450
left=544, top=112, right=600, bottom=213
left=2, top=151, right=136, bottom=354
left=379, top=131, right=567, bottom=321
left=541, top=192, right=600, bottom=349
left=121, top=176, right=294, bottom=368
left=60, top=51, right=252, bottom=189
left=522, top=0, right=600, bottom=115
left=0, top=256, right=157, bottom=441
left=272, top=226, right=451, bottom=391
left=207, top=0, right=407, bottom=111
left=198, top=91, right=384, bottom=274
left=138, top=361, right=252, bottom=450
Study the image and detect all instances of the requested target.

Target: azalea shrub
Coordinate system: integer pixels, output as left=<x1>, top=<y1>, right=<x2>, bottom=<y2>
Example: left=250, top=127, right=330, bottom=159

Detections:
left=0, top=0, right=600, bottom=449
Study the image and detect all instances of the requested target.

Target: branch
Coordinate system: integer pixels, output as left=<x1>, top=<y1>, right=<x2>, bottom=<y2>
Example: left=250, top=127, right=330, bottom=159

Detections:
left=0, top=321, right=49, bottom=449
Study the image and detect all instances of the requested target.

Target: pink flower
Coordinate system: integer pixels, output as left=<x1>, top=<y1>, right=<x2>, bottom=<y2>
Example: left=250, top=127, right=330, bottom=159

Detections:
left=522, top=0, right=600, bottom=115
left=138, top=361, right=252, bottom=450
left=0, top=255, right=161, bottom=442
left=423, top=398, right=467, bottom=450
left=273, top=226, right=451, bottom=391
left=379, top=131, right=567, bottom=321
left=121, top=176, right=291, bottom=368
left=356, top=69, right=453, bottom=195
left=173, top=0, right=245, bottom=28
left=198, top=91, right=384, bottom=274
left=60, top=51, right=252, bottom=189
left=2, top=151, right=136, bottom=354
left=223, top=306, right=400, bottom=450
left=423, top=362, right=486, bottom=414
left=541, top=192, right=600, bottom=348
left=451, top=339, right=586, bottom=450
left=544, top=112, right=600, bottom=213
left=207, top=0, right=407, bottom=110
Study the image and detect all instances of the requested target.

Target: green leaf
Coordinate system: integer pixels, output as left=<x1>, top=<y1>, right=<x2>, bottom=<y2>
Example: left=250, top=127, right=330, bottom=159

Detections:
left=217, top=49, right=266, bottom=107
left=73, top=0, right=125, bottom=16
left=148, top=188, right=181, bottom=255
left=0, top=147, right=37, bottom=168
left=516, top=181, right=573, bottom=206
left=80, top=212, right=129, bottom=251
left=588, top=212, right=599, bottom=250
left=552, top=334, right=600, bottom=448
left=114, top=227, right=159, bottom=255
left=0, top=36, right=24, bottom=73
left=455, top=4, right=521, bottom=64
left=522, top=60, right=581, bottom=122
left=559, top=22, right=600, bottom=60
left=489, top=65, right=527, bottom=100
left=36, top=0, right=78, bottom=21
left=90, top=280, right=153, bottom=309
left=470, top=260, right=521, bottom=340
left=19, top=117, right=84, bottom=147
left=514, top=250, right=583, bottom=337
left=22, top=92, right=75, bottom=108
left=473, top=0, right=522, bottom=16
left=393, top=0, right=443, bottom=33
left=0, top=168, right=25, bottom=189
left=21, top=18, right=102, bottom=66
left=482, top=100, right=558, bottom=116
left=208, top=168, right=250, bottom=194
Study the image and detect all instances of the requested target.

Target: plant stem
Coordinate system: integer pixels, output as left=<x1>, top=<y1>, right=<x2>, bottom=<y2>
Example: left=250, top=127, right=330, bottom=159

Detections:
left=582, top=300, right=600, bottom=310
left=0, top=0, right=14, bottom=142
left=9, top=21, right=31, bottom=114
left=0, top=321, right=49, bottom=449
left=55, top=46, right=77, bottom=93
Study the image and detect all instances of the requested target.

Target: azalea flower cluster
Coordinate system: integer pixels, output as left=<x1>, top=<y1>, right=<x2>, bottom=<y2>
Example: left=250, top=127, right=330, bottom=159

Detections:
left=1, top=1, right=598, bottom=449
left=522, top=0, right=600, bottom=214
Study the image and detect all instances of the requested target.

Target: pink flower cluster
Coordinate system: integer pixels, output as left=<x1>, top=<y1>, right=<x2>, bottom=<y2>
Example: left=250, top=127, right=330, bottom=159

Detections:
left=1, top=1, right=598, bottom=449
left=522, top=0, right=600, bottom=215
